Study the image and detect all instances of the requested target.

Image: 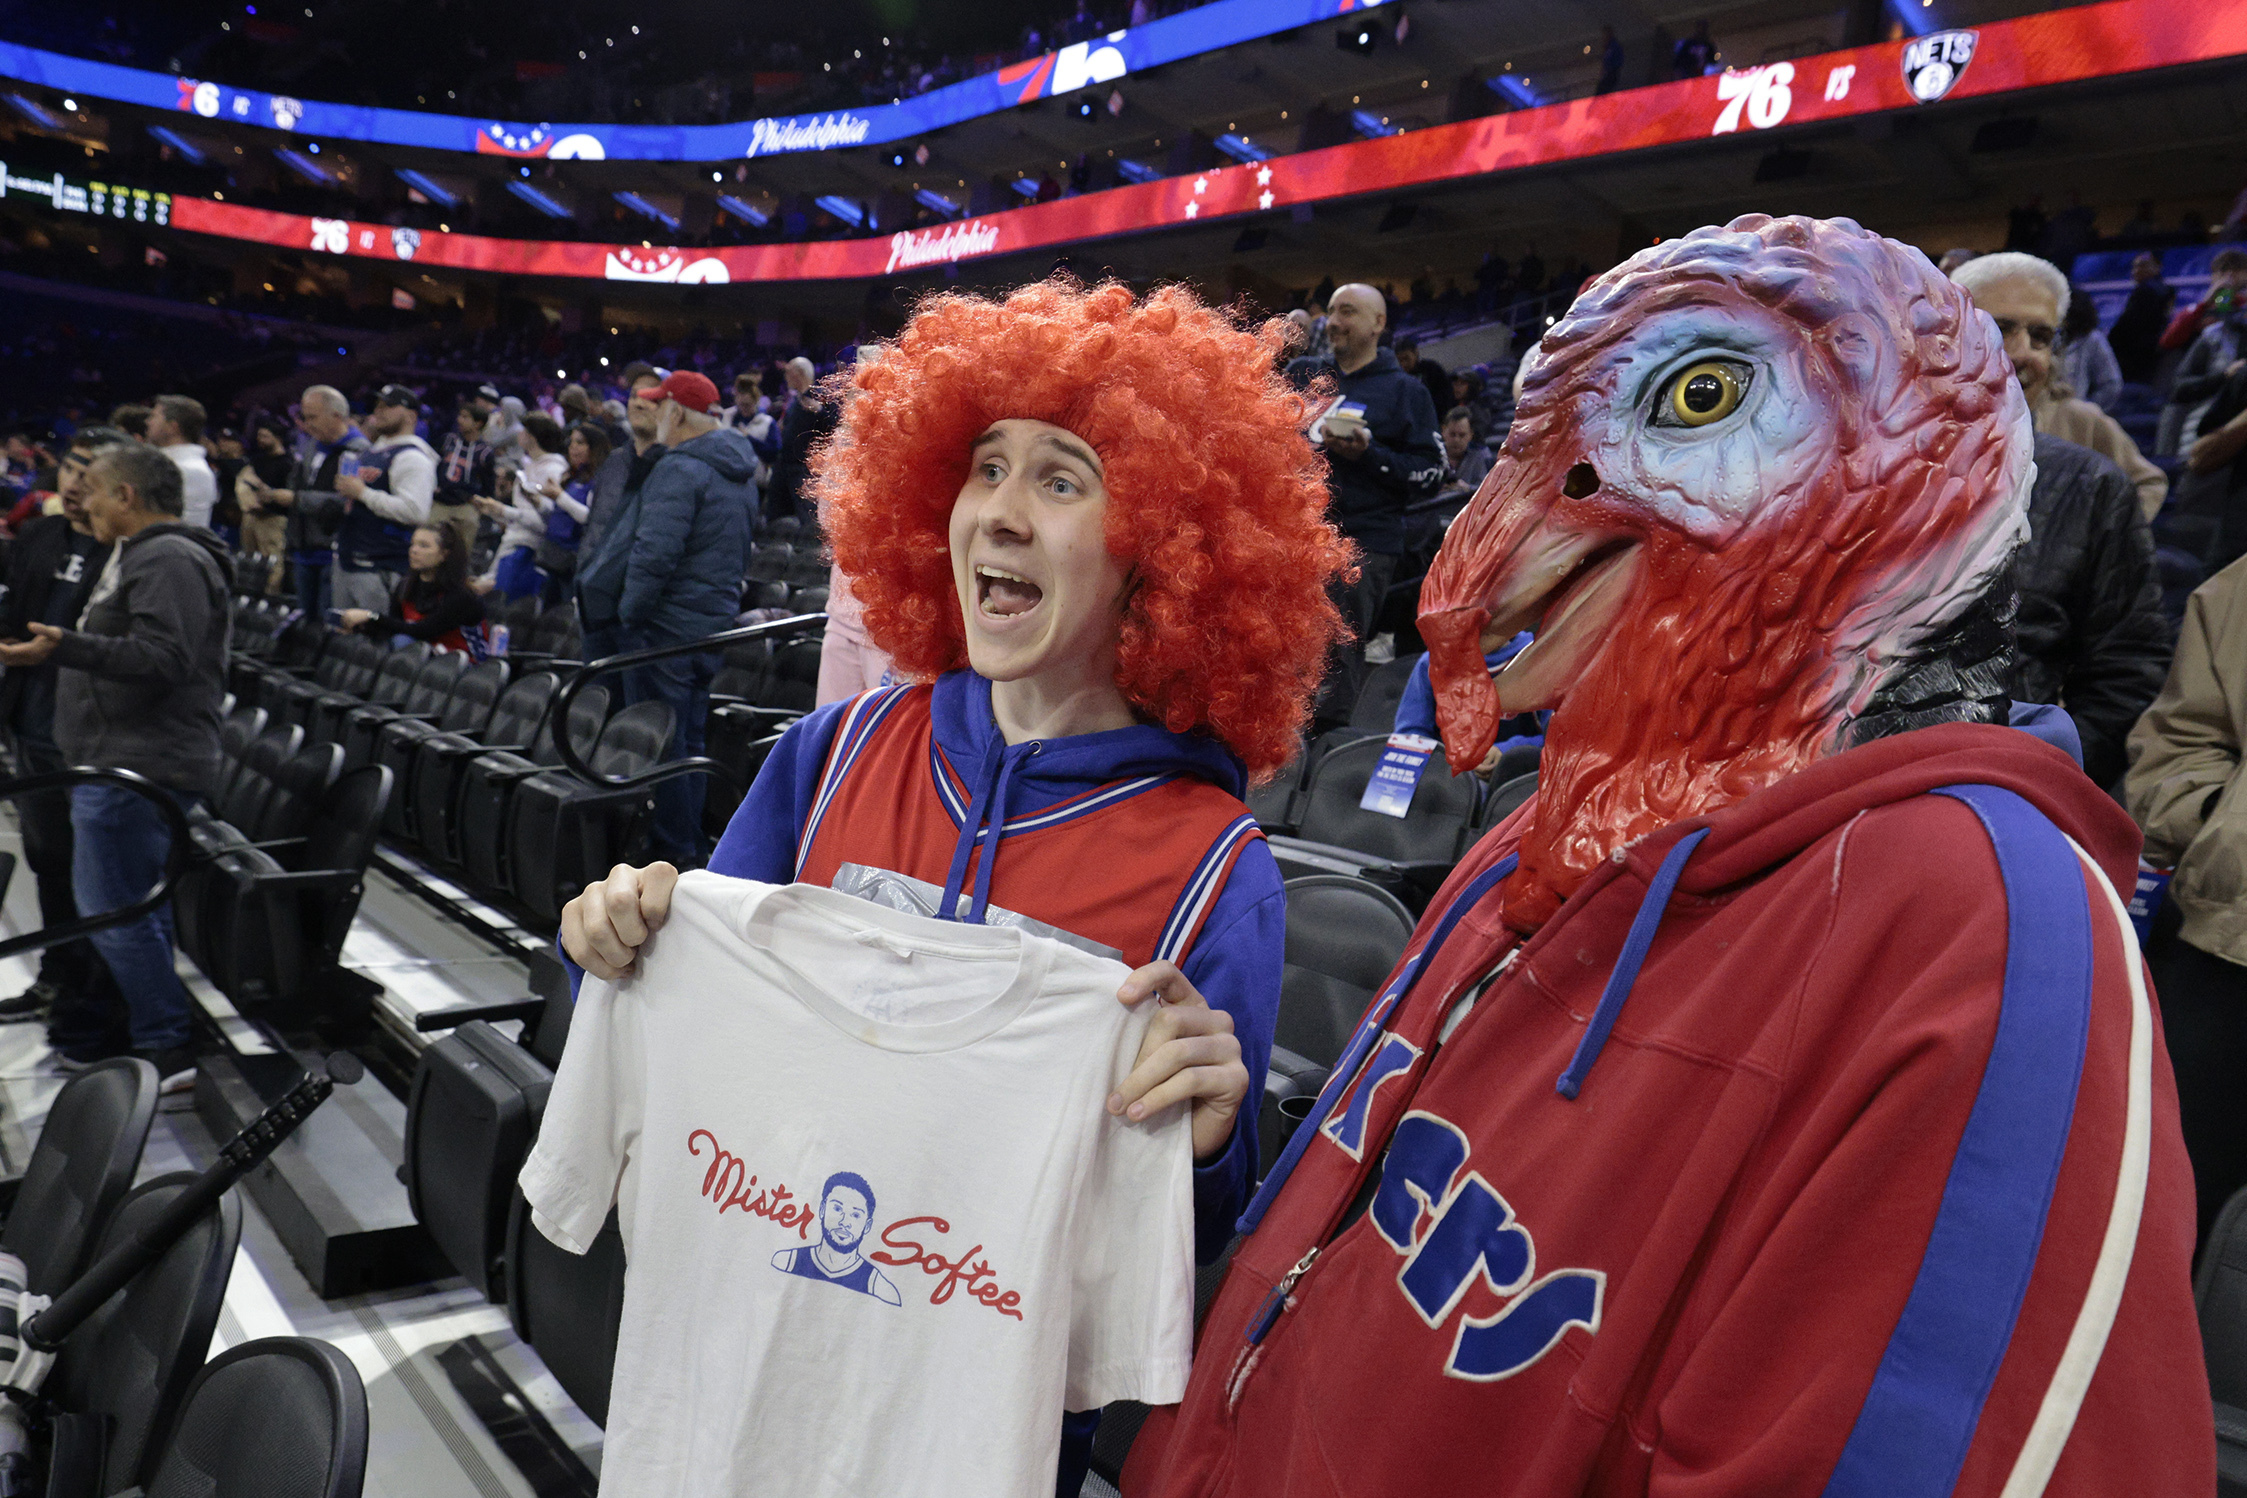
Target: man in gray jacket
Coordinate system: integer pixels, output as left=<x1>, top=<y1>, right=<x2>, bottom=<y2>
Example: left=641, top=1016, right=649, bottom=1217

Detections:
left=0, top=442, right=232, bottom=1091
left=575, top=370, right=757, bottom=864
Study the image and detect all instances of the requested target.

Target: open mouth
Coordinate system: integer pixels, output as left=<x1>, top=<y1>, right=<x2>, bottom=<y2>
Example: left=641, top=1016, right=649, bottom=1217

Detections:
left=1483, top=538, right=1637, bottom=649
left=974, top=563, right=1045, bottom=620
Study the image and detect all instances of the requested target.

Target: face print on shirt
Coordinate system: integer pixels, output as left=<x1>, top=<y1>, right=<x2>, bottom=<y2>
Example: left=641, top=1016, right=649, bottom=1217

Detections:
left=772, top=1172, right=904, bottom=1306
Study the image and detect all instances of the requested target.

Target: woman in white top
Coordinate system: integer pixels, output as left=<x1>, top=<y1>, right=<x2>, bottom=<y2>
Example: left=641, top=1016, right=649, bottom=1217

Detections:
left=474, top=411, right=568, bottom=600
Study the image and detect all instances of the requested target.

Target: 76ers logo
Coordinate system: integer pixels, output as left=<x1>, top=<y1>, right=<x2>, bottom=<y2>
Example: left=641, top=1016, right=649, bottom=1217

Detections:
left=1325, top=1056, right=1602, bottom=1383
left=1902, top=30, right=1977, bottom=103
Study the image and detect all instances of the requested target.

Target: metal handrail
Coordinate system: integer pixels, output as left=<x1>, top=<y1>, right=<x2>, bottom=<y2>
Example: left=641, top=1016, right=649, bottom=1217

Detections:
left=0, top=766, right=194, bottom=959
left=551, top=612, right=828, bottom=793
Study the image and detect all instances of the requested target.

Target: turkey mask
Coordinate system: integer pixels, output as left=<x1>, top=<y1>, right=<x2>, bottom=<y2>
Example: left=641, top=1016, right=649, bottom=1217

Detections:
left=1420, top=215, right=2034, bottom=931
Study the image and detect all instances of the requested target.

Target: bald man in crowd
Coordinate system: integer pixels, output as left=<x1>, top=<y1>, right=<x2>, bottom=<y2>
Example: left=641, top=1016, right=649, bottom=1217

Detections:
left=240, top=384, right=368, bottom=617
left=1288, top=282, right=1446, bottom=726
left=769, top=355, right=836, bottom=526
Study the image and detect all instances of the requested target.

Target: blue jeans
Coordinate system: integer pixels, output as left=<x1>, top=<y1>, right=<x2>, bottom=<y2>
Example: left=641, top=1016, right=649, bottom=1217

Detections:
left=70, top=782, right=194, bottom=1051
left=293, top=552, right=332, bottom=619
left=623, top=646, right=716, bottom=868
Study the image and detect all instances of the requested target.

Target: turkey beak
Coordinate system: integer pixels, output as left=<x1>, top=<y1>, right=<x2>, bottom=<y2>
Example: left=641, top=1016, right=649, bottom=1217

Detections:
left=1419, top=454, right=1602, bottom=774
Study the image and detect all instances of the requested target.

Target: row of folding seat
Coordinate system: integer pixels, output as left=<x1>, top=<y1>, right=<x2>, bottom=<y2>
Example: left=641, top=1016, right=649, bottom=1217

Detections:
left=744, top=540, right=833, bottom=591
left=182, top=703, right=393, bottom=1012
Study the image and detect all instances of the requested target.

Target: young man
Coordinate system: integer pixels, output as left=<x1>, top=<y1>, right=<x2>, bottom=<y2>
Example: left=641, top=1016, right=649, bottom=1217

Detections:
left=146, top=395, right=217, bottom=530
left=558, top=280, right=1352, bottom=1493
left=572, top=369, right=759, bottom=865
left=328, top=384, right=437, bottom=613
left=0, top=428, right=119, bottom=1034
left=0, top=441, right=232, bottom=1093
left=1127, top=215, right=2211, bottom=1497
left=432, top=402, right=495, bottom=561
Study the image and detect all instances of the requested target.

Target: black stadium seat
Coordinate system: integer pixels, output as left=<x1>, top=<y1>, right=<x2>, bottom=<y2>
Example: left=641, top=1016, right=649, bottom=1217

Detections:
left=216, top=703, right=269, bottom=800
left=764, top=638, right=823, bottom=714
left=747, top=542, right=793, bottom=582
left=408, top=671, right=560, bottom=863
left=271, top=633, right=381, bottom=737
left=1350, top=654, right=1423, bottom=736
left=504, top=700, right=676, bottom=923
left=455, top=686, right=610, bottom=892
left=741, top=578, right=789, bottom=612
left=507, top=1192, right=627, bottom=1428
left=342, top=648, right=467, bottom=772
left=1480, top=769, right=1539, bottom=829
left=1266, top=735, right=1483, bottom=905
left=42, top=1173, right=240, bottom=1497
left=206, top=722, right=306, bottom=839
left=379, top=657, right=509, bottom=840
left=405, top=974, right=574, bottom=1300
left=2202, top=1186, right=2247, bottom=1493
left=139, top=1337, right=368, bottom=1498
left=310, top=641, right=425, bottom=750
left=0, top=1057, right=157, bottom=1295
left=1260, top=875, right=1417, bottom=1178
left=178, top=765, right=393, bottom=1010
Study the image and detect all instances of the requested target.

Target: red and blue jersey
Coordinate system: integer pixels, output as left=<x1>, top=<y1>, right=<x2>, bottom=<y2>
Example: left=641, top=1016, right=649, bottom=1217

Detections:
left=712, top=669, right=1285, bottom=1260
left=1126, top=722, right=2212, bottom=1496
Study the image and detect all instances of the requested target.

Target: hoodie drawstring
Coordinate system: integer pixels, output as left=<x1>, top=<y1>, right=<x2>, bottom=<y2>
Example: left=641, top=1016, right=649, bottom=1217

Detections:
left=1555, top=827, right=1710, bottom=1101
left=938, top=738, right=1039, bottom=926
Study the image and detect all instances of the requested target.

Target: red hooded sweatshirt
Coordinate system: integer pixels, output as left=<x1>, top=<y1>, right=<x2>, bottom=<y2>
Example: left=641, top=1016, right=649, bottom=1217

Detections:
left=1125, top=722, right=2212, bottom=1497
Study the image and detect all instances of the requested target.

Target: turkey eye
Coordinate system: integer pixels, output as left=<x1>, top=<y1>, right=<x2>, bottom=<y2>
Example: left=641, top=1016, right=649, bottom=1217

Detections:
left=1664, top=361, right=1744, bottom=427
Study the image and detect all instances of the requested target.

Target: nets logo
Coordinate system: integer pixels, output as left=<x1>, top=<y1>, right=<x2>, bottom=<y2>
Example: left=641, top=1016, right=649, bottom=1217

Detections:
left=1901, top=30, right=1978, bottom=103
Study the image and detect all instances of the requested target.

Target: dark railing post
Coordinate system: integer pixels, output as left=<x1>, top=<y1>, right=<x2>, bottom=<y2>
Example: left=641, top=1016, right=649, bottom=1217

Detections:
left=0, top=766, right=195, bottom=960
left=551, top=612, right=828, bottom=793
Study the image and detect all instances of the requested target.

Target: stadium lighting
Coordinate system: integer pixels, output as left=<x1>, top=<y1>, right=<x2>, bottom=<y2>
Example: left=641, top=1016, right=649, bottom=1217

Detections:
left=395, top=168, right=457, bottom=208
left=813, top=194, right=866, bottom=226
left=273, top=147, right=331, bottom=184
left=508, top=180, right=573, bottom=219
left=613, top=191, right=679, bottom=232
left=716, top=193, right=769, bottom=226
left=1115, top=157, right=1160, bottom=184
left=147, top=125, right=209, bottom=165
left=914, top=188, right=959, bottom=215
left=1010, top=177, right=1043, bottom=199
left=1213, top=133, right=1268, bottom=163
left=1338, top=20, right=1377, bottom=54
left=1350, top=110, right=1397, bottom=139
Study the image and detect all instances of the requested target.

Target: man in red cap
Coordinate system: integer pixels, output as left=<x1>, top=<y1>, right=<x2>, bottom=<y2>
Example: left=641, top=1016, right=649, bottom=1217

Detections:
left=575, top=368, right=762, bottom=863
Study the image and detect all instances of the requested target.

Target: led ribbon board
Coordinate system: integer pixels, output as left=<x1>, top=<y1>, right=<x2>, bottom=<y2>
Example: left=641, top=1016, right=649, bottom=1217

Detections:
left=150, top=0, right=2244, bottom=285
left=0, top=0, right=1391, bottom=162
left=0, top=160, right=170, bottom=223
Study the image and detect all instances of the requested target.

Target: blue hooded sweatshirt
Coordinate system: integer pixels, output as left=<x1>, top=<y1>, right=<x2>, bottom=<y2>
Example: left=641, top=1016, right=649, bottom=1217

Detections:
left=711, top=668, right=1285, bottom=1264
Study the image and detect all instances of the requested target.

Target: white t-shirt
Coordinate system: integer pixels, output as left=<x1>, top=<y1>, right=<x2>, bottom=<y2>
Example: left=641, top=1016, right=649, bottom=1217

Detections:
left=162, top=443, right=218, bottom=530
left=519, top=873, right=1195, bottom=1498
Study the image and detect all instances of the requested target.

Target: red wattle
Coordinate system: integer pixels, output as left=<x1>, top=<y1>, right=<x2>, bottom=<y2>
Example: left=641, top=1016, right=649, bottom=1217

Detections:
left=1419, top=608, right=1499, bottom=775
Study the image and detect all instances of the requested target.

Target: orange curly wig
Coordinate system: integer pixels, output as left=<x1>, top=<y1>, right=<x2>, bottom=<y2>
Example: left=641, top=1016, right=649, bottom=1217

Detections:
left=814, top=278, right=1352, bottom=782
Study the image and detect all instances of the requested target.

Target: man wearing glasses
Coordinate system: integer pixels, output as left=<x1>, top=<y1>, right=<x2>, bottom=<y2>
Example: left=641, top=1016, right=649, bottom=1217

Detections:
left=1953, top=252, right=2169, bottom=788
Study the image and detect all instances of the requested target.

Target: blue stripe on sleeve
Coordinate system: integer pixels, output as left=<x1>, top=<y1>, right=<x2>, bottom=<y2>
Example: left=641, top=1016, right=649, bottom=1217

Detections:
left=1820, top=784, right=2095, bottom=1497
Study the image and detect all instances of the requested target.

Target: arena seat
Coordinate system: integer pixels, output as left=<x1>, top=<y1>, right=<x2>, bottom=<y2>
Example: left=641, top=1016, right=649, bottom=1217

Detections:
left=454, top=686, right=610, bottom=893
left=746, top=543, right=793, bottom=583
left=741, top=578, right=790, bottom=612
left=205, top=722, right=307, bottom=839
left=509, top=605, right=581, bottom=667
left=1246, top=746, right=1311, bottom=836
left=177, top=766, right=393, bottom=1010
left=271, top=633, right=382, bottom=737
left=763, top=638, right=824, bottom=714
left=138, top=1337, right=368, bottom=1498
left=310, top=641, right=426, bottom=750
left=215, top=703, right=269, bottom=801
left=404, top=968, right=573, bottom=1301
left=506, top=1193, right=627, bottom=1428
left=1350, top=654, right=1423, bottom=735
left=2196, top=1186, right=2247, bottom=1494
left=42, top=1173, right=240, bottom=1497
left=784, top=555, right=831, bottom=590
left=378, top=658, right=509, bottom=840
left=1266, top=736, right=1483, bottom=905
left=342, top=648, right=467, bottom=772
left=0, top=1057, right=156, bottom=1296
left=407, top=671, right=562, bottom=863
left=230, top=612, right=326, bottom=708
left=788, top=584, right=831, bottom=614
left=1257, top=875, right=1417, bottom=1180
left=503, top=700, right=677, bottom=923
left=704, top=728, right=787, bottom=838
left=1478, top=768, right=1540, bottom=830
